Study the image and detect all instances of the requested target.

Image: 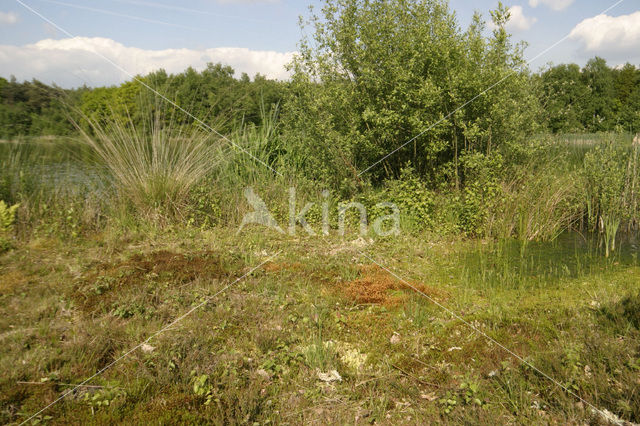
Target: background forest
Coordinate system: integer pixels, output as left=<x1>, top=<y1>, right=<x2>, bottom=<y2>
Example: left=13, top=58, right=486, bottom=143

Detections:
left=2, top=55, right=639, bottom=143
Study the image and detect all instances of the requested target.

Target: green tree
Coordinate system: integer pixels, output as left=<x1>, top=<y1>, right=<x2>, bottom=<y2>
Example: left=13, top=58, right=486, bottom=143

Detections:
left=613, top=63, right=640, bottom=133
left=539, top=64, right=588, bottom=133
left=581, top=57, right=617, bottom=132
left=283, top=0, right=540, bottom=188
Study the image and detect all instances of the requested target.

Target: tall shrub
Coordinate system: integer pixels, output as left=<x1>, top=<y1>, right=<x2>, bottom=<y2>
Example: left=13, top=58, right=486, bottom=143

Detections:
left=283, top=0, right=540, bottom=187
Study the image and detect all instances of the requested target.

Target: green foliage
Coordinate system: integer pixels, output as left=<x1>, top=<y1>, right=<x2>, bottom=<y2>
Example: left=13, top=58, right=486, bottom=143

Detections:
left=0, top=200, right=19, bottom=253
left=458, top=152, right=504, bottom=235
left=380, top=166, right=435, bottom=229
left=539, top=59, right=640, bottom=133
left=191, top=371, right=215, bottom=405
left=82, top=387, right=126, bottom=409
left=438, top=380, right=484, bottom=414
left=285, top=0, right=539, bottom=185
left=0, top=64, right=288, bottom=140
left=0, top=77, right=81, bottom=138
left=538, top=64, right=588, bottom=133
left=581, top=58, right=618, bottom=132
left=0, top=200, right=19, bottom=233
left=77, top=64, right=287, bottom=136
left=584, top=144, right=629, bottom=226
left=111, top=302, right=153, bottom=319
left=219, top=101, right=286, bottom=184
left=185, top=180, right=222, bottom=229
left=259, top=340, right=304, bottom=376
left=79, top=83, right=143, bottom=131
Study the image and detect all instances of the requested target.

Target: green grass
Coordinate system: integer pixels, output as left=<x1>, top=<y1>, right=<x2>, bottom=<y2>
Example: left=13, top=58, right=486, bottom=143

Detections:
left=1, top=228, right=639, bottom=424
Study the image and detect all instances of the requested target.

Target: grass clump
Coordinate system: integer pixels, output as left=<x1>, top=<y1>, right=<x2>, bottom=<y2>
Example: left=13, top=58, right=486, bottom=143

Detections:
left=488, top=161, right=583, bottom=243
left=583, top=142, right=640, bottom=256
left=76, top=106, right=221, bottom=222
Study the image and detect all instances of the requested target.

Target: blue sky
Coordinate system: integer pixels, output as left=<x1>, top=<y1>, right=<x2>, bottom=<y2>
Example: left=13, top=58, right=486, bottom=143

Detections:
left=1, top=0, right=639, bottom=87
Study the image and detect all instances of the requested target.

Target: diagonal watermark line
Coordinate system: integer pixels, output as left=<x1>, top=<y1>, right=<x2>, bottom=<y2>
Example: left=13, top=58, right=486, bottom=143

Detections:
left=358, top=0, right=626, bottom=177
left=357, top=250, right=608, bottom=418
left=19, top=251, right=281, bottom=425
left=15, top=0, right=283, bottom=177
left=107, top=0, right=281, bottom=24
left=36, top=0, right=209, bottom=32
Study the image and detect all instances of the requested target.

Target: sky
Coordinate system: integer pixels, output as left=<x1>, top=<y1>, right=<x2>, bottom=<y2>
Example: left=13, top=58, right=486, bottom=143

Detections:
left=0, top=0, right=639, bottom=88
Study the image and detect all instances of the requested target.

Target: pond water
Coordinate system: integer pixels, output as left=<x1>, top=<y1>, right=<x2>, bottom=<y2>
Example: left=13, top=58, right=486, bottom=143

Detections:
left=459, top=232, right=639, bottom=289
left=0, top=139, right=110, bottom=195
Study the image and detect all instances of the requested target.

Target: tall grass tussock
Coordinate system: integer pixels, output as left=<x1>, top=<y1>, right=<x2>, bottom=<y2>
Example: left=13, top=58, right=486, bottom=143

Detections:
left=75, top=106, right=222, bottom=222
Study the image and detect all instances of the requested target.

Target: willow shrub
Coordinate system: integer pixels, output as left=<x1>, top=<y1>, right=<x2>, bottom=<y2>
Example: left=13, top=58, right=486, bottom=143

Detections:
left=283, top=0, right=541, bottom=186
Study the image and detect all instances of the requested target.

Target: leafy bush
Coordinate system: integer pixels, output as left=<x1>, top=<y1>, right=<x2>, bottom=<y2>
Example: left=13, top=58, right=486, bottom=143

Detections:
left=381, top=166, right=435, bottom=230
left=284, top=0, right=540, bottom=185
left=458, top=152, right=504, bottom=236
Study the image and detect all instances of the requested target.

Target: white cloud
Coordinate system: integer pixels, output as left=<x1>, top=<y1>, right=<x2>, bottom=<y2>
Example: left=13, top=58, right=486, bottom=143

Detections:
left=0, top=11, right=18, bottom=25
left=569, top=11, right=640, bottom=62
left=0, top=37, right=295, bottom=88
left=529, top=0, right=574, bottom=12
left=489, top=6, right=537, bottom=32
left=506, top=6, right=537, bottom=31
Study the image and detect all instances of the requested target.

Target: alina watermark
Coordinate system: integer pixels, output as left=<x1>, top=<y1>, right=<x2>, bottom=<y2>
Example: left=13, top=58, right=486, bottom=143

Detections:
left=238, top=187, right=400, bottom=237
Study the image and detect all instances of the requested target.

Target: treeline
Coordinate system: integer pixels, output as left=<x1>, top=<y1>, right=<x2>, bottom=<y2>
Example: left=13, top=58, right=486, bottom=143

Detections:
left=0, top=63, right=286, bottom=139
left=0, top=77, right=84, bottom=137
left=2, top=57, right=639, bottom=141
left=539, top=58, right=640, bottom=133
